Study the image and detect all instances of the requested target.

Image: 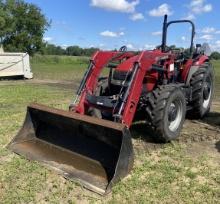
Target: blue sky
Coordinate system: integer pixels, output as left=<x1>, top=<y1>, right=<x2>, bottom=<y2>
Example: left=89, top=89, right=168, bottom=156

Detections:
left=26, top=0, right=220, bottom=51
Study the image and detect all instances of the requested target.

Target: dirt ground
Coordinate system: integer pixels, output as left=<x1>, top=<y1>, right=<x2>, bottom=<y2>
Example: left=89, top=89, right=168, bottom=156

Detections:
left=0, top=78, right=79, bottom=89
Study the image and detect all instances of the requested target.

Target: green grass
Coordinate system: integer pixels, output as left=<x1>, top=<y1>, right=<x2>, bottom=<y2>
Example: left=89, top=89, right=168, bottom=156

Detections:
left=31, top=55, right=89, bottom=80
left=31, top=63, right=87, bottom=81
left=0, top=84, right=74, bottom=203
left=212, top=60, right=220, bottom=97
left=212, top=60, right=220, bottom=81
left=31, top=54, right=89, bottom=65
left=0, top=55, right=219, bottom=203
left=111, top=144, right=219, bottom=203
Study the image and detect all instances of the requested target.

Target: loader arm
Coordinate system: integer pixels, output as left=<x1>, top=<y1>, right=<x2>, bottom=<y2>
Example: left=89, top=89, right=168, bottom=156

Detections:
left=75, top=51, right=136, bottom=114
left=121, top=51, right=158, bottom=126
left=118, top=51, right=172, bottom=127
left=75, top=51, right=118, bottom=113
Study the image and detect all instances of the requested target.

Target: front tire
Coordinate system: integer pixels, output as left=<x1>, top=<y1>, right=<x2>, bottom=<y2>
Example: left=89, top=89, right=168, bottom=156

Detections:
left=144, top=85, right=186, bottom=142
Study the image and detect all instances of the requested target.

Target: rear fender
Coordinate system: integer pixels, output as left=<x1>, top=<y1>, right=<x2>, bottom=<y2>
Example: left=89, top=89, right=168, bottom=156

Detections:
left=186, top=61, right=211, bottom=85
left=186, top=66, right=200, bottom=85
left=194, top=55, right=209, bottom=66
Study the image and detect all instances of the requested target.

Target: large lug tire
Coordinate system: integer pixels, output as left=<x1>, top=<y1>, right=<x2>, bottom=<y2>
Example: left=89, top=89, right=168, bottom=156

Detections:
left=144, top=85, right=186, bottom=142
left=189, top=63, right=214, bottom=118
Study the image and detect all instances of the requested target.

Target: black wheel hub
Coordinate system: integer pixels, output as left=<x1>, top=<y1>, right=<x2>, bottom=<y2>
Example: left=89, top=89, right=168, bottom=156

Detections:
left=168, top=104, right=178, bottom=122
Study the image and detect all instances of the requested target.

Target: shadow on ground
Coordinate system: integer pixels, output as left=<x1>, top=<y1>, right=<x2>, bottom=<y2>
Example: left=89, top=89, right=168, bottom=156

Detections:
left=130, top=122, right=165, bottom=154
left=131, top=122, right=164, bottom=144
left=202, top=112, right=220, bottom=127
left=215, top=141, right=220, bottom=153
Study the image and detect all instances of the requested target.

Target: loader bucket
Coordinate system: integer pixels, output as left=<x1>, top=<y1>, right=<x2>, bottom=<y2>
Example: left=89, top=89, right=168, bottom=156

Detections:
left=8, top=103, right=134, bottom=195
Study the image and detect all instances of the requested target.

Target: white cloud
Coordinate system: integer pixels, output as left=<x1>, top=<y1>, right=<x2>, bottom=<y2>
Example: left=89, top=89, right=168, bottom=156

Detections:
left=184, top=0, right=212, bottom=20
left=184, top=14, right=195, bottom=20
left=130, top=12, right=144, bottom=21
left=190, top=0, right=203, bottom=7
left=200, top=34, right=213, bottom=40
left=144, top=44, right=156, bottom=50
left=43, top=37, right=53, bottom=42
left=189, top=0, right=212, bottom=14
left=149, top=4, right=173, bottom=17
left=201, top=27, right=216, bottom=34
left=181, top=36, right=186, bottom=41
left=90, top=0, right=139, bottom=13
left=61, top=44, right=68, bottom=49
left=100, top=30, right=124, bottom=37
left=198, top=27, right=220, bottom=35
left=151, top=31, right=162, bottom=36
left=126, top=44, right=134, bottom=49
left=99, top=43, right=105, bottom=47
left=203, top=4, right=212, bottom=12
left=100, top=31, right=117, bottom=37
left=210, top=40, right=220, bottom=51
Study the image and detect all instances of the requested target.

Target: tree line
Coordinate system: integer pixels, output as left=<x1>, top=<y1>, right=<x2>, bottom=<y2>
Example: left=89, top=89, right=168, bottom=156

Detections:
left=210, top=52, right=220, bottom=60
left=42, top=44, right=99, bottom=56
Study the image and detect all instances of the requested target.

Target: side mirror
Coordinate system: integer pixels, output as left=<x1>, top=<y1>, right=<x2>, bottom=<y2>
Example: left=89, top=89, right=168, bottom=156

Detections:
left=196, top=44, right=201, bottom=48
left=195, top=44, right=202, bottom=55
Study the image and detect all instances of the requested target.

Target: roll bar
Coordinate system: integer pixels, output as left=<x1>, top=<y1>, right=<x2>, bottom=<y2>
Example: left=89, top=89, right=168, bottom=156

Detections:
left=161, top=15, right=196, bottom=56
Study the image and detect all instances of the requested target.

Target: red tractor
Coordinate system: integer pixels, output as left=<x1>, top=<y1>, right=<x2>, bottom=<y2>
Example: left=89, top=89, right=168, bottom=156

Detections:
left=9, top=15, right=214, bottom=194
left=72, top=15, right=214, bottom=141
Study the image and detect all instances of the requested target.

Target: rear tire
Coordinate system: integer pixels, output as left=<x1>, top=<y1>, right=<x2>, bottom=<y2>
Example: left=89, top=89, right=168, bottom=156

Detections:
left=144, top=85, right=186, bottom=142
left=189, top=63, right=214, bottom=118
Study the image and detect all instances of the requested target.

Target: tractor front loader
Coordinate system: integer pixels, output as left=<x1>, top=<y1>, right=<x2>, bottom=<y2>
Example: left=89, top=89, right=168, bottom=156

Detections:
left=8, top=15, right=214, bottom=195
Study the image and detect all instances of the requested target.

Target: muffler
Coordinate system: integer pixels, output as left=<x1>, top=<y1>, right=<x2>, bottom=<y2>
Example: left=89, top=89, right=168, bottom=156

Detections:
left=8, top=103, right=134, bottom=195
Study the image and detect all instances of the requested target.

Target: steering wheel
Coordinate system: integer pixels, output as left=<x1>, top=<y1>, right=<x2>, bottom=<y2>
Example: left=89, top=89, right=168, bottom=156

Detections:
left=119, top=46, right=127, bottom=52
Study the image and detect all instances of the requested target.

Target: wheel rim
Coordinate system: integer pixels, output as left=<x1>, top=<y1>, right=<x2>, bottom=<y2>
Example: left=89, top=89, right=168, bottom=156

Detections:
left=168, top=100, right=183, bottom=132
left=202, top=75, right=212, bottom=109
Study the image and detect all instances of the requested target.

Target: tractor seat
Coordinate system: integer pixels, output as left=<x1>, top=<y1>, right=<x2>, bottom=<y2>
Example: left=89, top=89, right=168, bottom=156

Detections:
left=111, top=70, right=132, bottom=86
left=86, top=94, right=117, bottom=109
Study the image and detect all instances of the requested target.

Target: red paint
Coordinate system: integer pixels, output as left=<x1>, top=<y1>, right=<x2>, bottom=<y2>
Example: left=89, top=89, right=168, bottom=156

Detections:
left=181, top=59, right=193, bottom=81
left=194, top=55, right=209, bottom=66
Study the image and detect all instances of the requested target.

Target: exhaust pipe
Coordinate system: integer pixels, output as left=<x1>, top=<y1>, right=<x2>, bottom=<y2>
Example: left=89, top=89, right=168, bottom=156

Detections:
left=8, top=103, right=134, bottom=195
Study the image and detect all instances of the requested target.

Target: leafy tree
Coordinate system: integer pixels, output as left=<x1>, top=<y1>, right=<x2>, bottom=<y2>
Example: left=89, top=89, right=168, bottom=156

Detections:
left=66, top=46, right=83, bottom=56
left=66, top=46, right=99, bottom=56
left=0, top=1, right=14, bottom=44
left=43, top=44, right=66, bottom=55
left=210, top=51, right=220, bottom=60
left=84, top=47, right=99, bottom=56
left=0, top=0, right=50, bottom=55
